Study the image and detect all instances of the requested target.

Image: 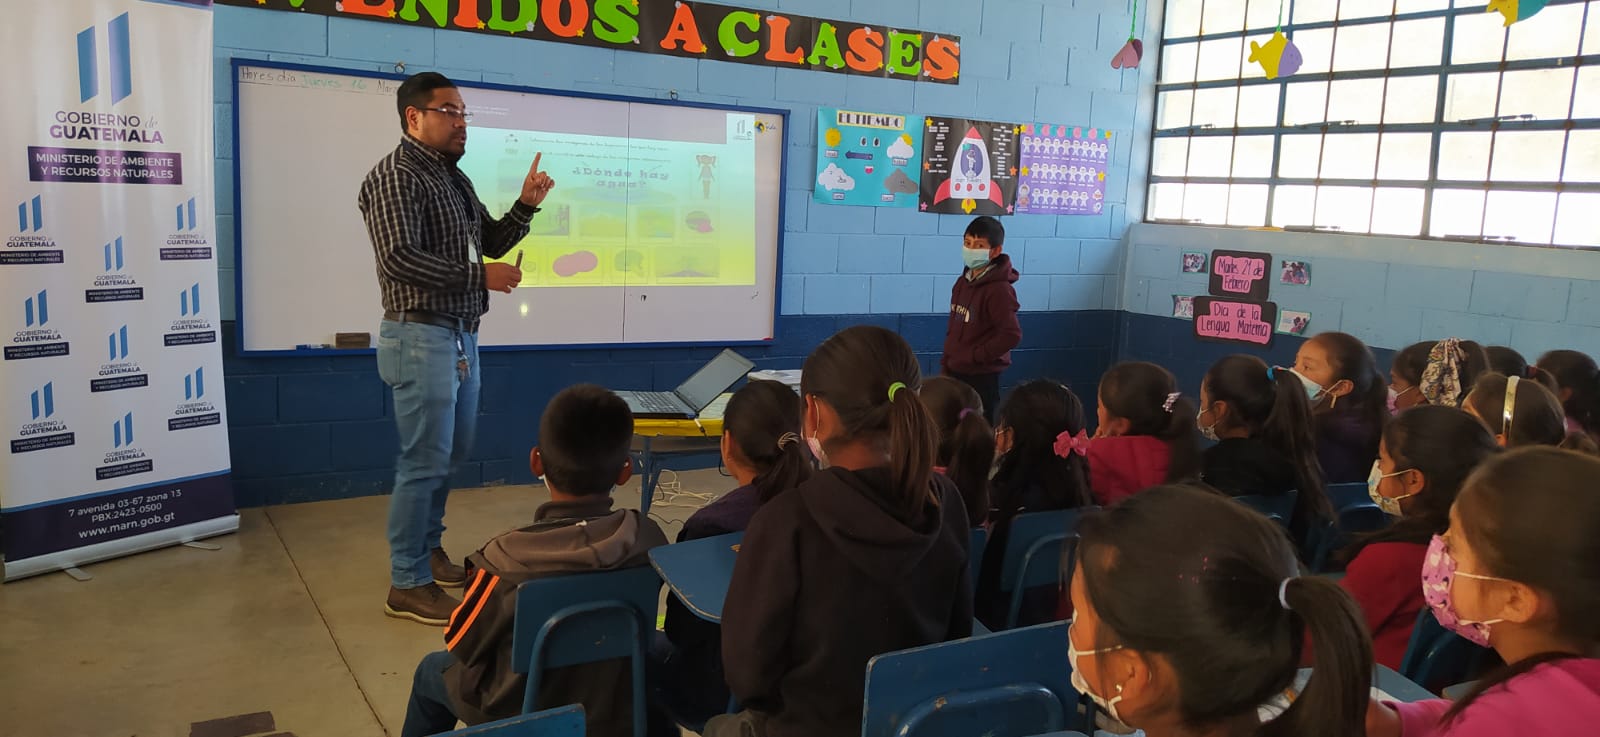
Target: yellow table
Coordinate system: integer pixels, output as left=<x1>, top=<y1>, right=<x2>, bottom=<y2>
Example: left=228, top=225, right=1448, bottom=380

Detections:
left=630, top=394, right=730, bottom=514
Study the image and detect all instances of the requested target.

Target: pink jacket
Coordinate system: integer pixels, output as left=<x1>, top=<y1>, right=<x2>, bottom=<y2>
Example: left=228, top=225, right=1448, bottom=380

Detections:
left=1394, top=658, right=1600, bottom=736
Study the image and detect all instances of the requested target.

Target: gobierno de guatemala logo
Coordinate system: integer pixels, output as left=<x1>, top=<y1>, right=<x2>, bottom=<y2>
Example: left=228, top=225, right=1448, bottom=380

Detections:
left=168, top=366, right=220, bottom=433
left=160, top=195, right=212, bottom=261
left=93, top=324, right=148, bottom=393
left=10, top=381, right=75, bottom=455
left=98, top=411, right=152, bottom=481
left=86, top=235, right=144, bottom=303
left=6, top=290, right=70, bottom=361
left=4, top=194, right=64, bottom=265
left=53, top=12, right=162, bottom=145
left=164, top=283, right=216, bottom=346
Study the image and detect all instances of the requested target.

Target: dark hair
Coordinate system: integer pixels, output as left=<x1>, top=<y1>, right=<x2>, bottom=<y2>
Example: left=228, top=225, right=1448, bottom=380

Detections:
left=724, top=379, right=813, bottom=504
left=396, top=72, right=457, bottom=130
left=1443, top=447, right=1600, bottom=723
left=1537, top=349, right=1600, bottom=437
left=991, top=380, right=1093, bottom=519
left=920, top=376, right=995, bottom=525
left=1464, top=373, right=1568, bottom=448
left=801, top=326, right=939, bottom=519
left=538, top=384, right=634, bottom=496
left=1308, top=332, right=1389, bottom=426
left=963, top=215, right=1005, bottom=248
left=1203, top=355, right=1330, bottom=525
left=1098, top=362, right=1201, bottom=482
left=1077, top=485, right=1373, bottom=737
left=1342, top=405, right=1499, bottom=560
left=1486, top=346, right=1560, bottom=393
left=1392, top=339, right=1489, bottom=407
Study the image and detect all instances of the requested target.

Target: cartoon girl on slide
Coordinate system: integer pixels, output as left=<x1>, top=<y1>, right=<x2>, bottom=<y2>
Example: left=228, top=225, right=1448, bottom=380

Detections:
left=696, top=154, right=716, bottom=199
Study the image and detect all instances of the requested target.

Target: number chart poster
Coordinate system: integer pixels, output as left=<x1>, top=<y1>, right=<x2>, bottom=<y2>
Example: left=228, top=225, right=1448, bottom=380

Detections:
left=1016, top=124, right=1111, bottom=216
left=813, top=108, right=922, bottom=208
left=918, top=117, right=1019, bottom=216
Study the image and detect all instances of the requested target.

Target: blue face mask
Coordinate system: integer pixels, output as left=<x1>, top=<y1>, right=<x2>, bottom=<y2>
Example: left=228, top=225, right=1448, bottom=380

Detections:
left=1284, top=367, right=1328, bottom=402
left=962, top=247, right=991, bottom=270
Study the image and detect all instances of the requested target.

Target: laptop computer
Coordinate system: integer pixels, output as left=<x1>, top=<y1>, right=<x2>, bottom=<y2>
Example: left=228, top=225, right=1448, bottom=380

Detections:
left=615, top=349, right=756, bottom=420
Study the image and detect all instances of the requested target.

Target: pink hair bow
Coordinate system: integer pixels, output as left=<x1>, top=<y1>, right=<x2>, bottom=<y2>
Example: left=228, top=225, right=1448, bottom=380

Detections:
left=1054, top=429, right=1090, bottom=458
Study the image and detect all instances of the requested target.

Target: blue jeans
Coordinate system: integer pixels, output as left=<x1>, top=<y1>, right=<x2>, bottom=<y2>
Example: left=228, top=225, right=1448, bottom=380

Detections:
left=377, top=319, right=480, bottom=589
left=402, top=650, right=460, bottom=737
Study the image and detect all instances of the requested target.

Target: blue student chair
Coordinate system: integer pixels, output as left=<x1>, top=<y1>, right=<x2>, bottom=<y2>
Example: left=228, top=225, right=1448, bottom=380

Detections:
left=862, top=621, right=1086, bottom=737
left=1234, top=490, right=1298, bottom=528
left=511, top=566, right=663, bottom=737
left=996, top=509, right=1092, bottom=630
left=1325, top=482, right=1369, bottom=511
left=1400, top=608, right=1491, bottom=693
left=1310, top=500, right=1391, bottom=572
left=969, top=527, right=988, bottom=588
left=436, top=705, right=585, bottom=737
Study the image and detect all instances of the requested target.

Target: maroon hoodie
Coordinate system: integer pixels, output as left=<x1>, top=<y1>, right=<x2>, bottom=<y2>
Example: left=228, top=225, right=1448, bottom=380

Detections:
left=942, top=253, right=1022, bottom=375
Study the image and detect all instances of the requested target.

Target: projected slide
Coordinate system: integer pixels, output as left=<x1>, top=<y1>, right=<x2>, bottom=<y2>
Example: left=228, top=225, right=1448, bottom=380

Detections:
left=458, top=114, right=758, bottom=288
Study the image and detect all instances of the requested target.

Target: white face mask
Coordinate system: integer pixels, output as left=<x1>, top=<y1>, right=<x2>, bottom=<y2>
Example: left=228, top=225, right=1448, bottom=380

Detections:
left=1367, top=460, right=1416, bottom=516
left=1197, top=405, right=1219, bottom=442
left=805, top=399, right=830, bottom=470
left=1068, top=617, right=1131, bottom=727
left=962, top=247, right=991, bottom=270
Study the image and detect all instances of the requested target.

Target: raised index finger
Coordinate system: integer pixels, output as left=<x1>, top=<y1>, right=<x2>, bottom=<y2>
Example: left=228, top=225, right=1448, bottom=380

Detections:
left=530, top=152, right=542, bottom=175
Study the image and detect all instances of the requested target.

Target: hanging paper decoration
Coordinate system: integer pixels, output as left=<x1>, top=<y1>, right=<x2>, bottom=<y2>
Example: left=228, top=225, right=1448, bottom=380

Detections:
left=1487, top=0, right=1549, bottom=25
left=1111, top=0, right=1143, bottom=69
left=1249, top=0, right=1302, bottom=79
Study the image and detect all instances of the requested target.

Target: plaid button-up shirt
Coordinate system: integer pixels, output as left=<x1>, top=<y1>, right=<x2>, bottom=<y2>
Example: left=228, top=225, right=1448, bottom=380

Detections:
left=358, top=135, right=536, bottom=320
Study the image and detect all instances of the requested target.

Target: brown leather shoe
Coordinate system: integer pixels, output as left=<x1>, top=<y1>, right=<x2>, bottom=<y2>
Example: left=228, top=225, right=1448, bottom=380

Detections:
left=431, top=547, right=466, bottom=588
left=385, top=583, right=461, bottom=626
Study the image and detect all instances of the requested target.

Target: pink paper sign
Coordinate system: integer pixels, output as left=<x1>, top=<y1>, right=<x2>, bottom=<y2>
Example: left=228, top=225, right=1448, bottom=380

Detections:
left=1193, top=297, right=1278, bottom=346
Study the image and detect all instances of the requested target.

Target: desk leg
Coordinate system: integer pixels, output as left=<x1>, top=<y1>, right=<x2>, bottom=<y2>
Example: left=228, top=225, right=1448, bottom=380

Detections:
left=639, top=437, right=656, bottom=516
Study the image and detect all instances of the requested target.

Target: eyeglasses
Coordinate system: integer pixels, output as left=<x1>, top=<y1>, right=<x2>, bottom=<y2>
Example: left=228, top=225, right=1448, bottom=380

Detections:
left=417, top=106, right=473, bottom=122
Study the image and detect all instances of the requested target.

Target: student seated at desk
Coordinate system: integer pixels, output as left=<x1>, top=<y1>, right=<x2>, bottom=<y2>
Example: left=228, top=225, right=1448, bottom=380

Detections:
left=1068, top=485, right=1373, bottom=737
left=401, top=385, right=668, bottom=737
left=653, top=378, right=811, bottom=725
left=1367, top=447, right=1600, bottom=737
left=1339, top=406, right=1499, bottom=670
left=706, top=325, right=973, bottom=737
left=1291, top=332, right=1389, bottom=483
left=920, top=375, right=996, bottom=526
left=1086, top=362, right=1201, bottom=506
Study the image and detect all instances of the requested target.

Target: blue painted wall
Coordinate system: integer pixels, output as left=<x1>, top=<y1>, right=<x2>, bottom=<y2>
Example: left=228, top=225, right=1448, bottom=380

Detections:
left=210, top=1, right=1159, bottom=505
left=1116, top=223, right=1600, bottom=392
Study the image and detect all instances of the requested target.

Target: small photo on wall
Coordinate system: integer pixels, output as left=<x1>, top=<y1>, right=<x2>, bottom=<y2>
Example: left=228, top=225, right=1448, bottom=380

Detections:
left=1277, top=310, right=1312, bottom=336
left=1182, top=252, right=1207, bottom=273
left=1173, top=295, right=1195, bottom=319
left=1280, top=260, right=1311, bottom=285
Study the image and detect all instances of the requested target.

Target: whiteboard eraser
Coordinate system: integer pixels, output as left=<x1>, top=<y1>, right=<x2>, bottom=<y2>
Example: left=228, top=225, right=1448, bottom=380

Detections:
left=335, top=332, right=371, bottom=349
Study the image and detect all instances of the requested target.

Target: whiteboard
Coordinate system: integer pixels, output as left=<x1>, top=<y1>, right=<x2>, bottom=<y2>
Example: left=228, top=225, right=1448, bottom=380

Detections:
left=232, top=61, right=787, bottom=353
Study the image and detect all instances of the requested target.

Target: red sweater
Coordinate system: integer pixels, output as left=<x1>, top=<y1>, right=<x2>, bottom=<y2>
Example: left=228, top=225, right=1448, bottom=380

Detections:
left=1340, top=541, right=1428, bottom=670
left=1086, top=435, right=1171, bottom=506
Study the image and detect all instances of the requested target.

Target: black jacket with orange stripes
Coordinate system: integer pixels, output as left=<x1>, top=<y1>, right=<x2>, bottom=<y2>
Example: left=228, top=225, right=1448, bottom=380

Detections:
left=440, top=495, right=668, bottom=736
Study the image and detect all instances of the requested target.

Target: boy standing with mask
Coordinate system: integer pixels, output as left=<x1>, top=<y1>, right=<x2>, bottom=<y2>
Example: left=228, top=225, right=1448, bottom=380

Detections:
left=941, top=216, right=1021, bottom=424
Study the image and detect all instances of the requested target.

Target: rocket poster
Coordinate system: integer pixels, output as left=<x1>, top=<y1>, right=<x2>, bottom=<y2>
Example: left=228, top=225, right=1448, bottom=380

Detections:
left=918, top=116, right=1020, bottom=216
left=813, top=108, right=923, bottom=208
left=1016, top=123, right=1112, bottom=216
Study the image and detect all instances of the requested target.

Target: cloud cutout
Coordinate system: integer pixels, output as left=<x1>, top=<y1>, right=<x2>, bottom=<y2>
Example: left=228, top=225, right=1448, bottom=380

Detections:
left=817, top=163, right=856, bottom=192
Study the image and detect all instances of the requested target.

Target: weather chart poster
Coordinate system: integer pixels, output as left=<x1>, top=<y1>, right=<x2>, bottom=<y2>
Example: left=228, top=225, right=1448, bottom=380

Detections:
left=1016, top=124, right=1111, bottom=215
left=813, top=108, right=922, bottom=208
left=918, top=117, right=1019, bottom=216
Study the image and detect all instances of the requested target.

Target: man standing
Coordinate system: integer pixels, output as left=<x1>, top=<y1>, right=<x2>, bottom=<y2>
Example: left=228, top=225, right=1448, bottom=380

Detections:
left=359, top=72, right=554, bottom=625
left=941, top=216, right=1021, bottom=424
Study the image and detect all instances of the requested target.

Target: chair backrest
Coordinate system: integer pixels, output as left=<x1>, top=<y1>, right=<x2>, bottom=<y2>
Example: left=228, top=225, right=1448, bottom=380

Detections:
left=1235, top=490, right=1298, bottom=528
left=1400, top=608, right=1489, bottom=691
left=1326, top=482, right=1370, bottom=511
left=511, top=566, right=663, bottom=672
left=862, top=621, right=1079, bottom=737
left=969, top=527, right=988, bottom=586
left=1311, top=501, right=1392, bottom=572
left=437, top=705, right=586, bottom=737
left=999, top=509, right=1087, bottom=594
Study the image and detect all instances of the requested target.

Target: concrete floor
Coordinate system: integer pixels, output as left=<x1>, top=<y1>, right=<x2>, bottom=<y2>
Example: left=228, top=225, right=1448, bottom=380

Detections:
left=0, top=469, right=725, bottom=737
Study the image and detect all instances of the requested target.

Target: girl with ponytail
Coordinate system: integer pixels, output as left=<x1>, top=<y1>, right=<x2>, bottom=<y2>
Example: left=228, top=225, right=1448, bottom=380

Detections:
left=1086, top=362, right=1201, bottom=506
left=1068, top=485, right=1374, bottom=737
left=656, top=379, right=814, bottom=725
left=1461, top=372, right=1596, bottom=452
left=920, top=376, right=997, bottom=526
left=1292, top=332, right=1389, bottom=483
left=1197, top=355, right=1330, bottom=545
left=1537, top=349, right=1600, bottom=442
left=710, top=326, right=972, bottom=737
